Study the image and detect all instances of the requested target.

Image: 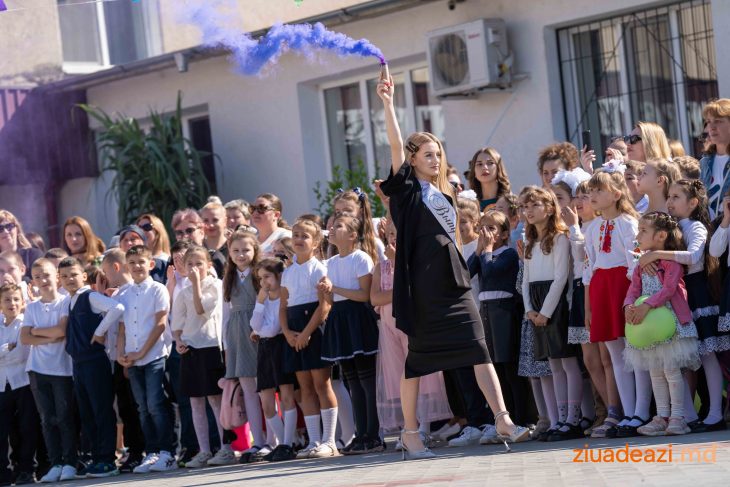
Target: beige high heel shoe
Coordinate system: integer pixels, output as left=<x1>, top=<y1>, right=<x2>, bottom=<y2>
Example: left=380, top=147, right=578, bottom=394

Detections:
left=494, top=411, right=531, bottom=452
left=400, top=430, right=436, bottom=460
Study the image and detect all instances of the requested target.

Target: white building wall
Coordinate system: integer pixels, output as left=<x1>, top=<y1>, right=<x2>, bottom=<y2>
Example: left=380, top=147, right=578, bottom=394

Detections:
left=79, top=0, right=723, bottom=238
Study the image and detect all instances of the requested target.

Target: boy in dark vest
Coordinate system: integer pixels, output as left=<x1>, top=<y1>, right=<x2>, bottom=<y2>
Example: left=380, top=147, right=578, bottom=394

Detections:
left=39, top=257, right=124, bottom=478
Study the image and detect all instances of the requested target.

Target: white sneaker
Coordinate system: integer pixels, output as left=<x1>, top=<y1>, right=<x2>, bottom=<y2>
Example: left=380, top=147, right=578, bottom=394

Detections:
left=132, top=453, right=159, bottom=474
left=40, top=465, right=62, bottom=483
left=295, top=443, right=318, bottom=459
left=308, top=441, right=340, bottom=458
left=59, top=465, right=77, bottom=482
left=448, top=426, right=482, bottom=447
left=432, top=422, right=461, bottom=441
left=479, top=424, right=501, bottom=445
left=185, top=451, right=213, bottom=469
left=207, top=446, right=237, bottom=466
left=150, top=451, right=178, bottom=472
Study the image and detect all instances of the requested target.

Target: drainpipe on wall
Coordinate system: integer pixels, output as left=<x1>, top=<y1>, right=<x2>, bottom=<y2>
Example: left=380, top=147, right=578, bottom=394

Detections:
left=44, top=180, right=60, bottom=248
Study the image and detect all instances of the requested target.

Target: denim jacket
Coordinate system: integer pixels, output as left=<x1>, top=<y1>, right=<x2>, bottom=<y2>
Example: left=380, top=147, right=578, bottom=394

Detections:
left=700, top=153, right=730, bottom=217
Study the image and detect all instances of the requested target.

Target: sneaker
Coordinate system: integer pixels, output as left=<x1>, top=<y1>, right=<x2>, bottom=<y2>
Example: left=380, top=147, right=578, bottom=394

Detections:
left=638, top=416, right=668, bottom=437
left=448, top=426, right=482, bottom=447
left=295, top=443, right=317, bottom=459
left=185, top=451, right=213, bottom=469
left=150, top=451, right=178, bottom=472
left=40, top=465, right=62, bottom=483
left=342, top=436, right=368, bottom=455
left=86, top=462, right=120, bottom=478
left=479, top=424, right=501, bottom=445
left=432, top=422, right=461, bottom=441
left=666, top=417, right=691, bottom=435
left=13, top=472, right=35, bottom=485
left=59, top=465, right=77, bottom=482
left=132, top=453, right=159, bottom=474
left=207, top=446, right=237, bottom=466
left=119, top=453, right=143, bottom=473
left=309, top=441, right=340, bottom=458
left=178, top=448, right=198, bottom=468
left=365, top=436, right=385, bottom=453
left=271, top=445, right=296, bottom=462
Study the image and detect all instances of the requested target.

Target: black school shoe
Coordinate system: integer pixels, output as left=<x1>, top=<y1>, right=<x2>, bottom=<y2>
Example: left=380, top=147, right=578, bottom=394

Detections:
left=688, top=419, right=728, bottom=433
left=341, top=436, right=367, bottom=455
left=546, top=423, right=584, bottom=442
left=615, top=416, right=650, bottom=438
left=364, top=436, right=385, bottom=453
left=270, top=445, right=296, bottom=462
left=538, top=423, right=563, bottom=442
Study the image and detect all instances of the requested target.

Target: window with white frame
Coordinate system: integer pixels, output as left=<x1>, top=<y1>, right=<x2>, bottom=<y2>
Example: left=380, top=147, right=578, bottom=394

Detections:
left=58, top=0, right=162, bottom=72
left=323, top=65, right=445, bottom=179
left=558, top=0, right=717, bottom=157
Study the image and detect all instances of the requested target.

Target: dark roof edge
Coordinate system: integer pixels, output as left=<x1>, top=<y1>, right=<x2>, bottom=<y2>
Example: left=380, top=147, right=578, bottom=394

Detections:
left=41, top=0, right=439, bottom=93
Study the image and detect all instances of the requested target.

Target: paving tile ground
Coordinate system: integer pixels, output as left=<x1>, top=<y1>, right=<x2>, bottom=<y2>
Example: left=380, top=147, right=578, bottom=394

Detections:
left=67, top=430, right=730, bottom=487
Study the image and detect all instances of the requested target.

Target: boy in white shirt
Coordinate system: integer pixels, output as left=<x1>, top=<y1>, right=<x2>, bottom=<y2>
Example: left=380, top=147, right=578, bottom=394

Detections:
left=0, top=283, right=38, bottom=486
left=20, top=259, right=77, bottom=483
left=97, top=249, right=146, bottom=473
left=95, top=246, right=175, bottom=473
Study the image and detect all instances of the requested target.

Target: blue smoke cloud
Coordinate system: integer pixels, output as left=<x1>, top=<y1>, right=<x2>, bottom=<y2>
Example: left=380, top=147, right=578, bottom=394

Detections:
left=181, top=0, right=385, bottom=76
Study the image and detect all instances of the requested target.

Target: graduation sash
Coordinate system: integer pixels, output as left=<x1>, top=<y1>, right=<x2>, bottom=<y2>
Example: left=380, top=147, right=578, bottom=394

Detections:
left=422, top=183, right=457, bottom=244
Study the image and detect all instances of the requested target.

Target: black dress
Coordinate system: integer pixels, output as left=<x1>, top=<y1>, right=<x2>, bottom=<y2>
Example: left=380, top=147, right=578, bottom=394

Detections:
left=381, top=163, right=491, bottom=378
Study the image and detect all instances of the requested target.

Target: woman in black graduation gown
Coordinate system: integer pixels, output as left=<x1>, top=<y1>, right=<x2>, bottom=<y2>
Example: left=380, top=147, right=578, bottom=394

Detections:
left=376, top=72, right=529, bottom=459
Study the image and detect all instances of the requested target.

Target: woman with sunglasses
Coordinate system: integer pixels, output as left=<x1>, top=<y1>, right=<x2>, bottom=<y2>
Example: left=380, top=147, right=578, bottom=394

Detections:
left=250, top=194, right=292, bottom=257
left=624, top=122, right=671, bottom=163
left=136, top=213, right=171, bottom=262
left=0, top=209, right=43, bottom=280
left=171, top=209, right=226, bottom=279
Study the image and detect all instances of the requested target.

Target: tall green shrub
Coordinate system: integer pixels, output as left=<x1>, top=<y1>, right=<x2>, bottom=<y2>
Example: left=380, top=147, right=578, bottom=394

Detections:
left=78, top=92, right=214, bottom=233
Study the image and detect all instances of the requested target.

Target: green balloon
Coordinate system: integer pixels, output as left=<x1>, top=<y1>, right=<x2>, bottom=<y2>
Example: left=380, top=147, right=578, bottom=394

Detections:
left=625, top=295, right=676, bottom=349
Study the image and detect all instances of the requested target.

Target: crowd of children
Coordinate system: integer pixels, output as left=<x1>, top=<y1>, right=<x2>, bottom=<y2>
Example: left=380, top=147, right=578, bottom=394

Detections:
left=1, top=96, right=730, bottom=483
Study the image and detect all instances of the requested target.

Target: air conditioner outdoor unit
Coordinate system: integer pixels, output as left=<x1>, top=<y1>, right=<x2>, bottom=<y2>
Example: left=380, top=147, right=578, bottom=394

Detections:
left=426, top=19, right=510, bottom=97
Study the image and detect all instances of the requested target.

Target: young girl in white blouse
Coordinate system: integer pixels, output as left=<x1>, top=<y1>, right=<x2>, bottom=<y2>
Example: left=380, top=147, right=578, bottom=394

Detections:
left=279, top=217, right=338, bottom=459
left=250, top=258, right=297, bottom=462
left=584, top=165, right=652, bottom=438
left=319, top=213, right=380, bottom=454
left=521, top=186, right=582, bottom=441
left=171, top=246, right=226, bottom=469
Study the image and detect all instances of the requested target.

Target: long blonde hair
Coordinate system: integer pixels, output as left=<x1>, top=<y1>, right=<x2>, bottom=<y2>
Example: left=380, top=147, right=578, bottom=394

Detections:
left=636, top=121, right=671, bottom=161
left=521, top=186, right=567, bottom=259
left=136, top=213, right=171, bottom=257
left=404, top=131, right=461, bottom=244
left=645, top=158, right=681, bottom=199
left=587, top=170, right=640, bottom=219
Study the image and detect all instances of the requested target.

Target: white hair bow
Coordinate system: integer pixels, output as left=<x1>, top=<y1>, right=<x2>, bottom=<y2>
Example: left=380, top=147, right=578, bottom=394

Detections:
left=551, top=167, right=592, bottom=196
left=601, top=160, right=626, bottom=174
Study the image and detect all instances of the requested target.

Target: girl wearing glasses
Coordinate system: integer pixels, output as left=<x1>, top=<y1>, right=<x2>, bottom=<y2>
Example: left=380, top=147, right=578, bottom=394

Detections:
left=0, top=210, right=42, bottom=280
left=251, top=194, right=292, bottom=257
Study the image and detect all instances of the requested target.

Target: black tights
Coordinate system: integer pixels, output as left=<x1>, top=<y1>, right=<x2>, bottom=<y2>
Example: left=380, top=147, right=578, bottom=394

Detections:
left=339, top=354, right=379, bottom=438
